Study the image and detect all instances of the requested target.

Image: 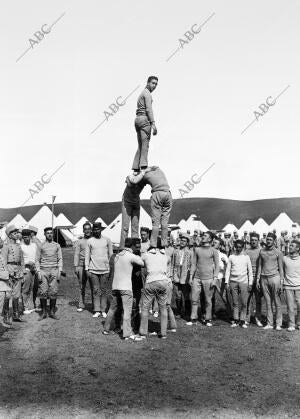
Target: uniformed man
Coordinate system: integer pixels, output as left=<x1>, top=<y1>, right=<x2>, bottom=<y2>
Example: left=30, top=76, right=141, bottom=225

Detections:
left=36, top=227, right=63, bottom=320
left=2, top=225, right=25, bottom=322
left=28, top=224, right=42, bottom=308
left=20, top=229, right=38, bottom=314
left=0, top=238, right=12, bottom=328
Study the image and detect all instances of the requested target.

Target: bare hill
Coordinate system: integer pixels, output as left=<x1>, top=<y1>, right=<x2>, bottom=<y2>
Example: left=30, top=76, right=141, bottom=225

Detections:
left=1, top=197, right=300, bottom=230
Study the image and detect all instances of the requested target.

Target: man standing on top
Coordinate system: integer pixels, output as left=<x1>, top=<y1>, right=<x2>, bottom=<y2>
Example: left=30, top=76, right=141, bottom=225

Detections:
left=36, top=227, right=63, bottom=320
left=187, top=231, right=219, bottom=327
left=257, top=232, right=284, bottom=330
left=103, top=238, right=144, bottom=341
left=282, top=240, right=300, bottom=332
left=20, top=229, right=38, bottom=314
left=132, top=76, right=158, bottom=171
left=85, top=222, right=113, bottom=319
left=128, top=166, right=172, bottom=248
left=2, top=225, right=25, bottom=322
left=245, top=233, right=263, bottom=327
left=74, top=222, right=93, bottom=312
left=120, top=174, right=146, bottom=249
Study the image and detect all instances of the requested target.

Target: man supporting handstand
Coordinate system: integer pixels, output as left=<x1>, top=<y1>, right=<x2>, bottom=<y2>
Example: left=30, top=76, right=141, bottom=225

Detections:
left=127, top=166, right=172, bottom=248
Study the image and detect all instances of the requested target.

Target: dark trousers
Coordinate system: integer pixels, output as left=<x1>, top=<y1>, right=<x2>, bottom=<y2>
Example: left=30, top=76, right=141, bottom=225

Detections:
left=120, top=200, right=140, bottom=249
left=173, top=283, right=190, bottom=317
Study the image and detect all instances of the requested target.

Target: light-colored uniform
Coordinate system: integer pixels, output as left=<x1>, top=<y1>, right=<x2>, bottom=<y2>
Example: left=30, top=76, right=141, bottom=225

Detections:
left=20, top=242, right=38, bottom=310
left=36, top=241, right=63, bottom=298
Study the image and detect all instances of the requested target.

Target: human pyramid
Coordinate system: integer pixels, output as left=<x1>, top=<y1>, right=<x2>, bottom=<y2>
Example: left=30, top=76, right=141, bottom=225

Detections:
left=0, top=77, right=299, bottom=339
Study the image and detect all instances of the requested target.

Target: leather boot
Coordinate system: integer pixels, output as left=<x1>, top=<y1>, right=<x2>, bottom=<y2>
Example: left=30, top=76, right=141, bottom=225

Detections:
left=49, top=299, right=58, bottom=320
left=0, top=316, right=13, bottom=329
left=3, top=298, right=13, bottom=326
left=38, top=298, right=47, bottom=321
left=13, top=299, right=23, bottom=322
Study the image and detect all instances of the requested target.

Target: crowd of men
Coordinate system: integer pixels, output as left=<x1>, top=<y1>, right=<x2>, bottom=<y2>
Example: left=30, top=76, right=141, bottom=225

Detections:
left=0, top=221, right=300, bottom=341
left=74, top=224, right=300, bottom=338
left=0, top=224, right=62, bottom=328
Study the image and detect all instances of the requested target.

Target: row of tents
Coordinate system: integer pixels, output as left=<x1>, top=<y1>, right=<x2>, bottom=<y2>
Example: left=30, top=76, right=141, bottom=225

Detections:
left=0, top=204, right=152, bottom=246
left=0, top=204, right=299, bottom=246
left=178, top=213, right=300, bottom=236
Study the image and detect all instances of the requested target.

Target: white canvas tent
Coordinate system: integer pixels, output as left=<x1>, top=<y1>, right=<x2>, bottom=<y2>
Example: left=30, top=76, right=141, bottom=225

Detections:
left=238, top=220, right=254, bottom=235
left=27, top=205, right=58, bottom=241
left=138, top=206, right=152, bottom=230
left=185, top=214, right=207, bottom=233
left=178, top=219, right=187, bottom=231
left=102, top=206, right=152, bottom=245
left=7, top=214, right=27, bottom=229
left=270, top=212, right=295, bottom=235
left=253, top=218, right=270, bottom=236
left=223, top=223, right=238, bottom=234
left=102, top=213, right=122, bottom=244
left=55, top=213, right=77, bottom=243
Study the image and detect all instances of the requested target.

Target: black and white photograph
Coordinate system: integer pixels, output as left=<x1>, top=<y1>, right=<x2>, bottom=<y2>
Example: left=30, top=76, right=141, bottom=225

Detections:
left=0, top=0, right=299, bottom=417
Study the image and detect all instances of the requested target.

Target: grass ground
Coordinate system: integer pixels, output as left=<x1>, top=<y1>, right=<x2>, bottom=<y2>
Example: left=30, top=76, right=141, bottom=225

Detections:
left=0, top=248, right=299, bottom=418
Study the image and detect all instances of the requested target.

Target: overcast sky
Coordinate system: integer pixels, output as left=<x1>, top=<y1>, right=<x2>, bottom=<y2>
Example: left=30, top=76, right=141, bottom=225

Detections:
left=1, top=0, right=299, bottom=208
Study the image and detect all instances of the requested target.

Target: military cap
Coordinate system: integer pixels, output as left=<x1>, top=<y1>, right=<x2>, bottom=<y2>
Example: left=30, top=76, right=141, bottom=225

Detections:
left=6, top=224, right=18, bottom=236
left=28, top=225, right=38, bottom=234
left=181, top=233, right=190, bottom=242
left=22, top=229, right=32, bottom=236
left=92, top=222, right=105, bottom=230
left=44, top=227, right=53, bottom=233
